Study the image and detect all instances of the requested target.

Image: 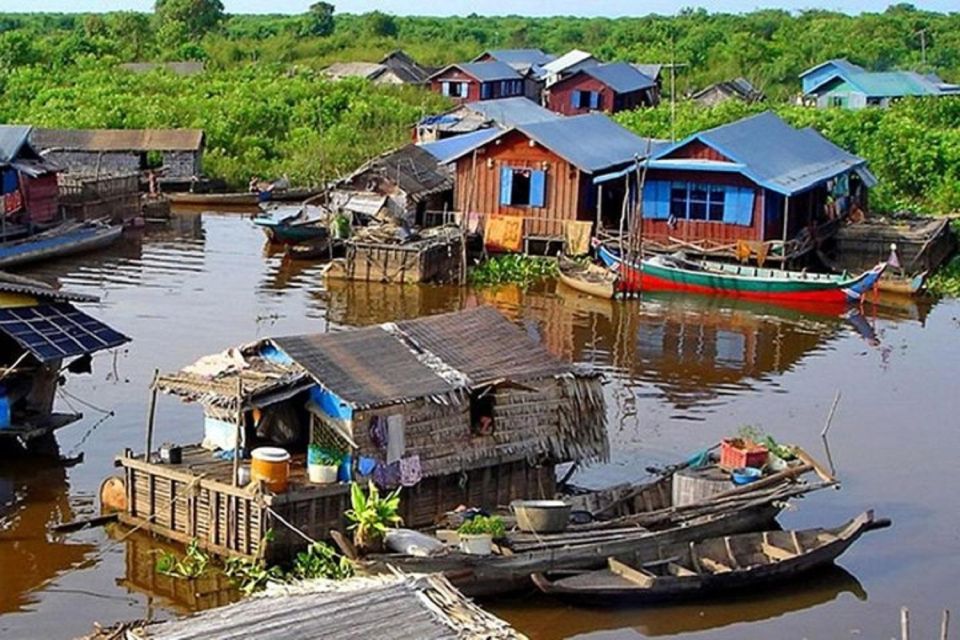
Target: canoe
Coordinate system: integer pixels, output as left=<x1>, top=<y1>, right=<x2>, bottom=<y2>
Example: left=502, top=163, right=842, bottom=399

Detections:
left=343, top=457, right=830, bottom=597
left=876, top=271, right=928, bottom=296
left=253, top=215, right=328, bottom=245
left=168, top=188, right=320, bottom=207
left=286, top=236, right=343, bottom=261
left=557, top=256, right=618, bottom=299
left=597, top=244, right=886, bottom=304
left=0, top=221, right=123, bottom=269
left=531, top=510, right=889, bottom=604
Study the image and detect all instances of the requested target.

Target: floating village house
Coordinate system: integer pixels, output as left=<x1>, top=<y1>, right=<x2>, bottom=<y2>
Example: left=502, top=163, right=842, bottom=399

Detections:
left=541, top=49, right=601, bottom=88
left=690, top=77, right=765, bottom=107
left=414, top=96, right=560, bottom=143
left=323, top=50, right=432, bottom=85
left=113, top=306, right=607, bottom=562
left=799, top=58, right=959, bottom=109
left=0, top=273, right=128, bottom=455
left=545, top=62, right=660, bottom=115
left=420, top=113, right=664, bottom=252
left=472, top=48, right=555, bottom=102
left=30, top=128, right=205, bottom=182
left=0, top=125, right=61, bottom=234
left=428, top=61, right=526, bottom=104
left=593, top=111, right=876, bottom=263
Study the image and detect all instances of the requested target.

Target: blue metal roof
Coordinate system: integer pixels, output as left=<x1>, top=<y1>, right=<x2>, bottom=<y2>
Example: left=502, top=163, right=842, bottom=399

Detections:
left=444, top=61, right=523, bottom=82
left=478, top=49, right=555, bottom=68
left=419, top=128, right=503, bottom=165
left=799, top=58, right=865, bottom=79
left=464, top=97, right=559, bottom=127
left=419, top=113, right=666, bottom=173
left=582, top=62, right=656, bottom=93
left=642, top=111, right=873, bottom=196
left=812, top=70, right=944, bottom=97
left=0, top=125, right=32, bottom=165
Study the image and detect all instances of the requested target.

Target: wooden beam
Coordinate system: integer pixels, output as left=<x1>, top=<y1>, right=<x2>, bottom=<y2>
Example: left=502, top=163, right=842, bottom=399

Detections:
left=761, top=542, right=795, bottom=562
left=608, top=557, right=655, bottom=587
left=699, top=557, right=732, bottom=574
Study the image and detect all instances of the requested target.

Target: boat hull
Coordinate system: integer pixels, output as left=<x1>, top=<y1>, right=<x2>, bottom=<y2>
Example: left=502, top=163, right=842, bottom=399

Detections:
left=557, top=259, right=617, bottom=299
left=598, top=245, right=884, bottom=304
left=0, top=223, right=123, bottom=269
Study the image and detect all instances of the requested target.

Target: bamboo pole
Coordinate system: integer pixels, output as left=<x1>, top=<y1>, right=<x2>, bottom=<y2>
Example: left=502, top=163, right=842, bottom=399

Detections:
left=143, top=369, right=159, bottom=461
left=781, top=196, right=790, bottom=270
left=901, top=606, right=910, bottom=640
left=233, top=377, right=243, bottom=487
left=942, top=610, right=951, bottom=640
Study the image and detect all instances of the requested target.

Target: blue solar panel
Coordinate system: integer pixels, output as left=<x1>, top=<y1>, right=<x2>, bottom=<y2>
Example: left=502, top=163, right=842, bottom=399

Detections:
left=0, top=303, right=129, bottom=363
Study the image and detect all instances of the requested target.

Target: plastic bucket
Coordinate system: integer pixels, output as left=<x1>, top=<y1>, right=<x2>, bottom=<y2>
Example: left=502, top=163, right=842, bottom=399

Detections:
left=251, top=447, right=291, bottom=493
left=459, top=533, right=493, bottom=555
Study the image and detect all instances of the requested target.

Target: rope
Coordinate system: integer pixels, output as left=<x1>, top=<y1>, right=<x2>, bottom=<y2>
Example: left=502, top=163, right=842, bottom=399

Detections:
left=0, top=351, right=30, bottom=383
left=56, top=387, right=116, bottom=458
left=263, top=505, right=318, bottom=545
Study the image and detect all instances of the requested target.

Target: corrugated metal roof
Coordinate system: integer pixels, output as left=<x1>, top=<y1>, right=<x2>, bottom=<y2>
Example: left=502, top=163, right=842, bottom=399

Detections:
left=651, top=111, right=871, bottom=196
left=633, top=63, right=663, bottom=81
left=463, top=97, right=560, bottom=127
left=432, top=61, right=522, bottom=82
left=691, top=77, right=764, bottom=102
left=421, top=113, right=666, bottom=173
left=339, top=144, right=452, bottom=199
left=843, top=70, right=943, bottom=97
left=799, top=58, right=866, bottom=79
left=581, top=62, right=656, bottom=93
left=324, top=61, right=385, bottom=80
left=0, top=272, right=98, bottom=303
left=477, top=48, right=555, bottom=69
left=0, top=125, right=32, bottom=164
left=31, top=128, right=204, bottom=152
left=419, top=128, right=503, bottom=165
left=271, top=306, right=583, bottom=409
left=380, top=50, right=431, bottom=83
left=542, top=49, right=597, bottom=75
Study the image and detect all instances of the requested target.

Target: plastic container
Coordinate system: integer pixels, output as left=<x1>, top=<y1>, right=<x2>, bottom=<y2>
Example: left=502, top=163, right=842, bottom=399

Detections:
left=512, top=500, right=572, bottom=533
left=720, top=438, right=768, bottom=470
left=459, top=533, right=493, bottom=555
left=308, top=464, right=338, bottom=484
left=731, top=467, right=763, bottom=485
left=250, top=447, right=291, bottom=493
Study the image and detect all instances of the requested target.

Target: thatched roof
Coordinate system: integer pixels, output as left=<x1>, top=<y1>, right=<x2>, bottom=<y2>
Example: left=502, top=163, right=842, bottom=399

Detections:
left=84, top=574, right=525, bottom=640
left=337, top=144, right=452, bottom=202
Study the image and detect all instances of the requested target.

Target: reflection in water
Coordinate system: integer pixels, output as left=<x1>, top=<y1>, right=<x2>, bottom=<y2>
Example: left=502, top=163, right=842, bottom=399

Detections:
left=0, top=461, right=96, bottom=615
left=496, top=565, right=866, bottom=640
left=0, top=212, right=950, bottom=640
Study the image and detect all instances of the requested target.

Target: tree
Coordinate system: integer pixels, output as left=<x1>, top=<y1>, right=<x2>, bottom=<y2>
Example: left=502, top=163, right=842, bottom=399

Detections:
left=302, top=2, right=335, bottom=37
left=364, top=11, right=397, bottom=38
left=155, top=0, right=224, bottom=40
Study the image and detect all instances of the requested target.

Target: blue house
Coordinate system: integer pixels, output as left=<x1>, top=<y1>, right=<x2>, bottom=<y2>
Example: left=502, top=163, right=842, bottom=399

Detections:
left=800, top=58, right=957, bottom=109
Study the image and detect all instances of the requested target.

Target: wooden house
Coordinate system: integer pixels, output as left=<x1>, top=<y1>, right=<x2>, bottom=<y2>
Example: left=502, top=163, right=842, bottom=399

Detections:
left=593, top=112, right=876, bottom=263
left=0, top=273, right=128, bottom=456
left=799, top=58, right=956, bottom=109
left=546, top=62, right=659, bottom=116
left=414, top=97, right=559, bottom=143
left=113, top=306, right=607, bottom=562
left=420, top=113, right=664, bottom=250
left=473, top=49, right=555, bottom=102
left=324, top=50, right=432, bottom=86
left=428, top=62, right=526, bottom=104
left=541, top=49, right=600, bottom=88
left=690, top=77, right=765, bottom=107
left=0, top=125, right=61, bottom=234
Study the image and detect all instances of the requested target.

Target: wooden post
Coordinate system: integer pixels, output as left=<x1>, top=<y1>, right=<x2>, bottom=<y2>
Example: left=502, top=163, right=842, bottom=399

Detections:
left=901, top=606, right=910, bottom=640
left=144, top=369, right=159, bottom=461
left=596, top=184, right=603, bottom=231
left=942, top=609, right=951, bottom=640
left=781, top=196, right=790, bottom=270
left=233, top=377, right=243, bottom=487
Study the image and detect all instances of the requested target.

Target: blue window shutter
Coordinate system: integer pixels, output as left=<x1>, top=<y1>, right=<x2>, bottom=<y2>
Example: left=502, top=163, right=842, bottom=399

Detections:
left=642, top=180, right=670, bottom=219
left=590, top=91, right=600, bottom=109
left=481, top=83, right=491, bottom=99
left=722, top=187, right=755, bottom=225
left=500, top=167, right=513, bottom=205
left=571, top=92, right=579, bottom=108
left=530, top=170, right=546, bottom=207
left=441, top=82, right=450, bottom=97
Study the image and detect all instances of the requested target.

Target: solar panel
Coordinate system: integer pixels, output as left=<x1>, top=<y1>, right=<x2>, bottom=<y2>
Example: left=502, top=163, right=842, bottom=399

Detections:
left=0, top=303, right=129, bottom=363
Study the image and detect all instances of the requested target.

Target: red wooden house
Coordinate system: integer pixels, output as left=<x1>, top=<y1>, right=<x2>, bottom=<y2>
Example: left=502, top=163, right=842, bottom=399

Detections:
left=420, top=113, right=664, bottom=248
left=0, top=125, right=60, bottom=231
left=428, top=62, right=526, bottom=104
left=546, top=62, right=659, bottom=116
left=593, top=112, right=875, bottom=262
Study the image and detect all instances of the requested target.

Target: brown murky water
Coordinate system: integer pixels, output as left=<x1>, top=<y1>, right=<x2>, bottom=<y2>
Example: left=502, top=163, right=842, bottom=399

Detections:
left=0, top=212, right=957, bottom=639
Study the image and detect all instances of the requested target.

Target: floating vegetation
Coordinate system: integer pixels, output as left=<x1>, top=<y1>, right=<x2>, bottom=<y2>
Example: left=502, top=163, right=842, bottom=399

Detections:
left=469, top=255, right=559, bottom=288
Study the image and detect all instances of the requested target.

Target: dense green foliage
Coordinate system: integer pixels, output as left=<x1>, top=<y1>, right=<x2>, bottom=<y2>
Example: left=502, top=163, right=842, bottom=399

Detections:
left=0, top=5, right=959, bottom=209
left=615, top=98, right=960, bottom=213
left=469, top=255, right=559, bottom=288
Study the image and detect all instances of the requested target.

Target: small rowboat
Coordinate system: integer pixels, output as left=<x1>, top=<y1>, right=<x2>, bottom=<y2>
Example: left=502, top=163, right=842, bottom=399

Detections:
left=286, top=236, right=343, bottom=261
left=168, top=188, right=320, bottom=208
left=877, top=271, right=928, bottom=296
left=531, top=510, right=889, bottom=604
left=253, top=214, right=328, bottom=245
left=597, top=244, right=886, bottom=304
left=557, top=256, right=618, bottom=299
left=0, top=221, right=123, bottom=269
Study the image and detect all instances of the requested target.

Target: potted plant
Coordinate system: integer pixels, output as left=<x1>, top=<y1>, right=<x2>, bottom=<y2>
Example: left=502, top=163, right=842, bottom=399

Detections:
left=457, top=515, right=506, bottom=556
left=345, top=481, right=402, bottom=553
left=307, top=445, right=340, bottom=484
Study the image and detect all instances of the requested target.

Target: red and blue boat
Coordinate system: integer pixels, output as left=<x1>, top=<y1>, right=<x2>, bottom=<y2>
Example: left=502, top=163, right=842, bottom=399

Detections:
left=597, top=244, right=886, bottom=304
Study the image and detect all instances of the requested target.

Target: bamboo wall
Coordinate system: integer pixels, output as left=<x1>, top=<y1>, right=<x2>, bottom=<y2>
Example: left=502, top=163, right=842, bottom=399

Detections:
left=336, top=237, right=462, bottom=284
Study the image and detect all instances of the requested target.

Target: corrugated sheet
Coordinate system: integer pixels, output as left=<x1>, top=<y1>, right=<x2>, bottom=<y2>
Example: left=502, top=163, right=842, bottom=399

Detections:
left=0, top=272, right=98, bottom=303
left=633, top=63, right=663, bottom=81
left=842, top=70, right=943, bottom=97
left=542, top=49, right=597, bottom=75
left=478, top=48, right=555, bottom=69
left=340, top=144, right=452, bottom=198
left=143, top=574, right=524, bottom=640
left=31, top=128, right=204, bottom=152
left=799, top=58, right=866, bottom=79
left=691, top=77, right=763, bottom=101
left=323, top=61, right=386, bottom=80
left=582, top=62, right=656, bottom=93
left=0, top=125, right=32, bottom=164
left=380, top=50, right=431, bottom=83
left=439, top=61, right=523, bottom=82
left=419, top=128, right=503, bottom=165
left=271, top=306, right=586, bottom=409
left=464, top=97, right=560, bottom=127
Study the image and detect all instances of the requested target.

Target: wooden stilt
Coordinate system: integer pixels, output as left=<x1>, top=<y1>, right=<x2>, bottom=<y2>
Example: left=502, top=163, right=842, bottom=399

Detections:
left=233, top=377, right=243, bottom=487
left=144, top=369, right=159, bottom=461
left=901, top=606, right=910, bottom=640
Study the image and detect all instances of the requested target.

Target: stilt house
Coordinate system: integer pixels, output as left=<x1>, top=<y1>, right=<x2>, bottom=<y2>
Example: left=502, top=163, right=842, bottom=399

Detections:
left=115, top=306, right=607, bottom=562
left=0, top=126, right=61, bottom=233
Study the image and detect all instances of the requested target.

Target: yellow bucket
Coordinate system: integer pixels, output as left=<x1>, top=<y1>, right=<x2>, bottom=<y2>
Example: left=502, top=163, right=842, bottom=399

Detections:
left=250, top=447, right=291, bottom=493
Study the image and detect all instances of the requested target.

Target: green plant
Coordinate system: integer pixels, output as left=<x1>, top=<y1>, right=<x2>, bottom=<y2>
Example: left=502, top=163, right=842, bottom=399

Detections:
left=457, top=515, right=506, bottom=539
left=344, top=481, right=402, bottom=550
left=291, top=542, right=354, bottom=581
left=155, top=539, right=211, bottom=579
left=469, top=255, right=559, bottom=288
left=222, top=556, right=287, bottom=595
left=307, top=444, right=341, bottom=466
left=736, top=425, right=765, bottom=444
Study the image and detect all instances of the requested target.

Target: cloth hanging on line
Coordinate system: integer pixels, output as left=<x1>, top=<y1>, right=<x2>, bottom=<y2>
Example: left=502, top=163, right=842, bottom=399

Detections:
left=386, top=414, right=405, bottom=464
left=399, top=455, right=422, bottom=487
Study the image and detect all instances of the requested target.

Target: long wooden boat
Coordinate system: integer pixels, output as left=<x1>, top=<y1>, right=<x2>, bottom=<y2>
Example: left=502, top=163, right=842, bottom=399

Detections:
left=557, top=256, right=618, bottom=299
left=168, top=188, right=320, bottom=207
left=0, top=221, right=123, bottom=269
left=286, top=236, right=343, bottom=261
left=344, top=461, right=831, bottom=598
left=530, top=510, right=889, bottom=604
left=877, top=271, right=928, bottom=296
left=597, top=244, right=886, bottom=304
left=253, top=215, right=328, bottom=245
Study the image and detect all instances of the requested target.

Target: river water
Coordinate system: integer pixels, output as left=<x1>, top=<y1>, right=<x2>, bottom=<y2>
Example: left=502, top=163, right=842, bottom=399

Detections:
left=0, top=212, right=957, bottom=639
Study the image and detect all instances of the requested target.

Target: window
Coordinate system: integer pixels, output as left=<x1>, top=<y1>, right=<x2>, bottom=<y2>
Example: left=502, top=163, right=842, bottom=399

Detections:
left=669, top=183, right=687, bottom=217
left=828, top=96, right=844, bottom=108
left=443, top=81, right=467, bottom=97
left=572, top=90, right=601, bottom=109
left=656, top=181, right=746, bottom=223
left=480, top=83, right=492, bottom=99
left=688, top=184, right=708, bottom=220
left=500, top=166, right=546, bottom=207
left=470, top=389, right=496, bottom=436
left=708, top=185, right=726, bottom=221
